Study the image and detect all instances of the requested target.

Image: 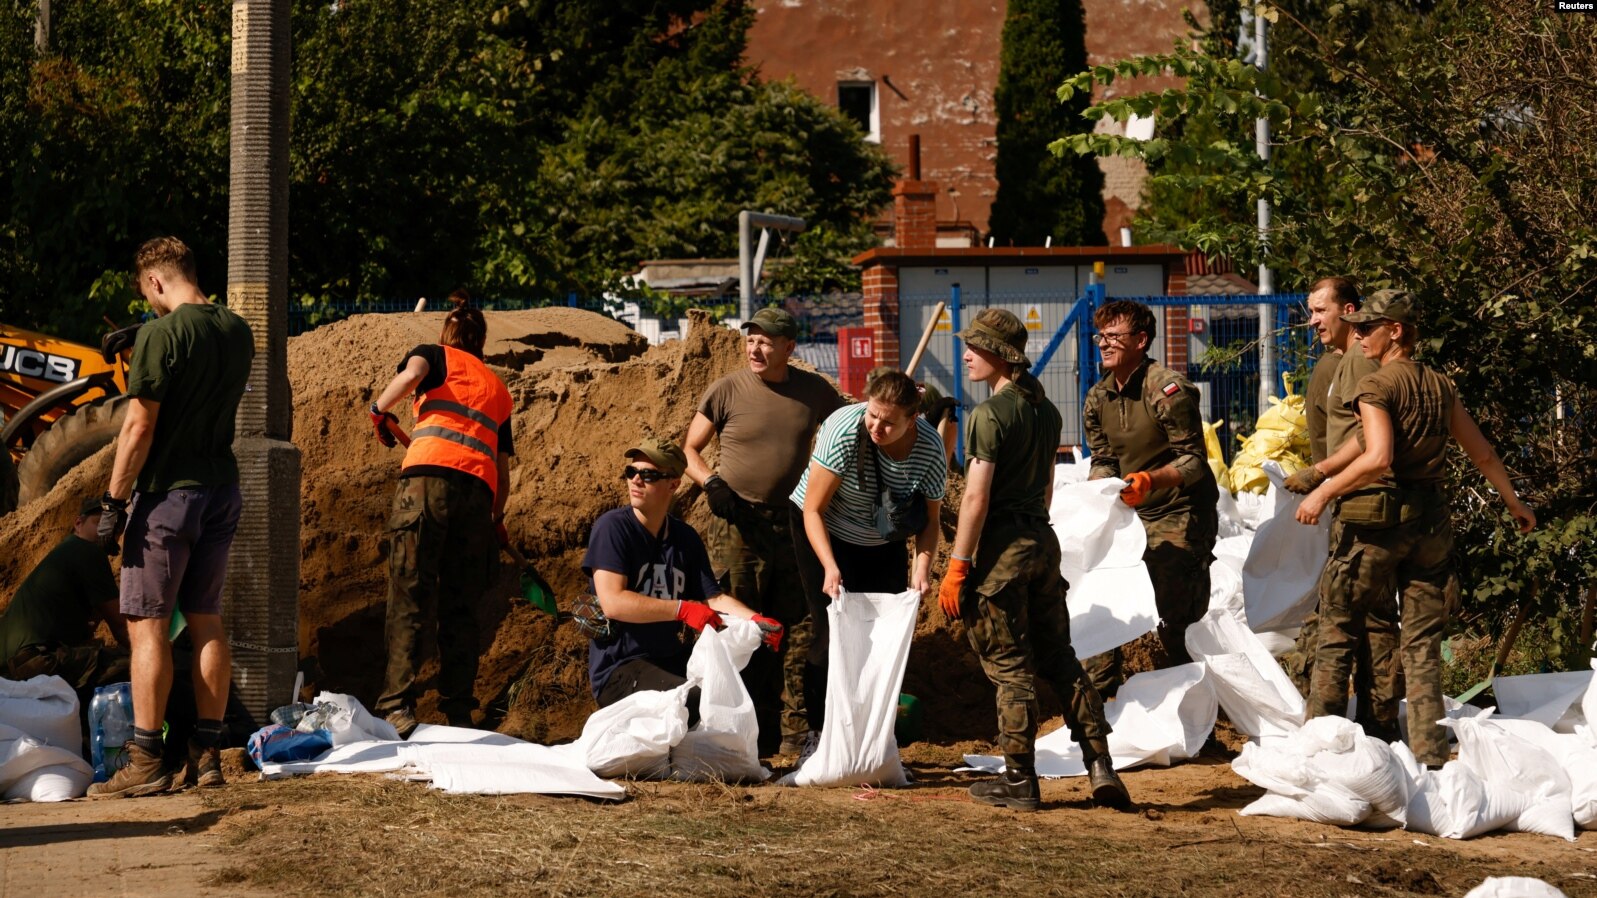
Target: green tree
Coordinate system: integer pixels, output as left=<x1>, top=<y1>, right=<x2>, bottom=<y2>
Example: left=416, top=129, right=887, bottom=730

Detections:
left=1057, top=1, right=1597, bottom=659
left=987, top=0, right=1104, bottom=247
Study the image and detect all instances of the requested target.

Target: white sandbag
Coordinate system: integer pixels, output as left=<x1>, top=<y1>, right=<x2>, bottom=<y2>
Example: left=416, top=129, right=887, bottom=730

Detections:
left=1445, top=715, right=1575, bottom=841
left=307, top=691, right=401, bottom=746
left=1233, top=489, right=1271, bottom=531
left=0, top=722, right=92, bottom=801
left=783, top=589, right=918, bottom=787
left=1208, top=546, right=1245, bottom=614
left=1052, top=478, right=1158, bottom=660
left=1243, top=463, right=1329, bottom=632
left=569, top=684, right=690, bottom=779
left=1492, top=671, right=1592, bottom=731
left=1215, top=485, right=1247, bottom=539
left=671, top=618, right=769, bottom=783
left=1253, top=629, right=1300, bottom=658
left=1486, top=718, right=1597, bottom=829
left=1404, top=762, right=1527, bottom=840
left=410, top=742, right=624, bottom=799
left=1242, top=789, right=1372, bottom=826
left=964, top=663, right=1216, bottom=777
left=1463, top=878, right=1569, bottom=898
left=1584, top=658, right=1597, bottom=747
left=1231, top=716, right=1411, bottom=828
left=1186, top=608, right=1304, bottom=740
left=0, top=675, right=81, bottom=751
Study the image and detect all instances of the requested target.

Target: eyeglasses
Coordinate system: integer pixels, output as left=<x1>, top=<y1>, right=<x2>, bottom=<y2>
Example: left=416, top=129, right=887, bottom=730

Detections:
left=621, top=465, right=669, bottom=483
left=1351, top=321, right=1387, bottom=336
left=1093, top=331, right=1137, bottom=346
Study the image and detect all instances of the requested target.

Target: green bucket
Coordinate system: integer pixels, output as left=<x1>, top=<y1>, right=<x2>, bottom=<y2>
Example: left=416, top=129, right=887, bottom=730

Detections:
left=895, top=693, right=923, bottom=746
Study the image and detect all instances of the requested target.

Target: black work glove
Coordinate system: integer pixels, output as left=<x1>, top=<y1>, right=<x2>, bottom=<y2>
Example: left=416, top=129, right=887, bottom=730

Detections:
left=703, top=475, right=745, bottom=522
left=98, top=493, right=129, bottom=556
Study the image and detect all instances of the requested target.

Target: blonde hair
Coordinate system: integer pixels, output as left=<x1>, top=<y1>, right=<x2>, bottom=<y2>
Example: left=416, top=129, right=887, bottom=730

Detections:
left=134, top=236, right=198, bottom=284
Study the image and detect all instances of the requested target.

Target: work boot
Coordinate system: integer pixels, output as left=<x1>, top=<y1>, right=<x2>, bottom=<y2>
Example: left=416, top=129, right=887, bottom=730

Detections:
left=1088, top=756, right=1131, bottom=810
left=185, top=740, right=225, bottom=789
left=87, top=743, right=172, bottom=799
left=968, top=769, right=1040, bottom=811
left=385, top=707, right=418, bottom=739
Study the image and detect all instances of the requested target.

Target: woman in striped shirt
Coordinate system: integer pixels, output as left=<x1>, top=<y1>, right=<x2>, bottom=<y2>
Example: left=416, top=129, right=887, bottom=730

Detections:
left=788, top=370, right=946, bottom=737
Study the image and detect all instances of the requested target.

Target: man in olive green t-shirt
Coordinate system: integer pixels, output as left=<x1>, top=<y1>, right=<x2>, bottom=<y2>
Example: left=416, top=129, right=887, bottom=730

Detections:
left=0, top=495, right=129, bottom=712
left=937, top=308, right=1128, bottom=813
left=684, top=306, right=843, bottom=756
left=88, top=237, right=253, bottom=799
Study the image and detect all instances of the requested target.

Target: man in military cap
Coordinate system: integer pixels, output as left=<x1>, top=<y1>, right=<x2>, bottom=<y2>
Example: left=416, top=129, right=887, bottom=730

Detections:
left=584, top=436, right=780, bottom=718
left=939, top=308, right=1129, bottom=811
left=1080, top=300, right=1218, bottom=696
left=684, top=306, right=843, bottom=755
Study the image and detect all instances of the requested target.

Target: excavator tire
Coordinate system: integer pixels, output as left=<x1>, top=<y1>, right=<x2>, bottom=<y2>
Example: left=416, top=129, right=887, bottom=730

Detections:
left=15, top=395, right=129, bottom=506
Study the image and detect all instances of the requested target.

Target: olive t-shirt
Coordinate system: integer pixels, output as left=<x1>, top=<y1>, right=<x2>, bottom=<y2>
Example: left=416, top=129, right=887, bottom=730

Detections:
left=1326, top=347, right=1380, bottom=457
left=964, top=372, right=1059, bottom=521
left=697, top=367, right=843, bottom=505
left=0, top=534, right=117, bottom=661
left=1354, top=359, right=1456, bottom=488
left=1305, top=349, right=1342, bottom=464
left=126, top=303, right=254, bottom=493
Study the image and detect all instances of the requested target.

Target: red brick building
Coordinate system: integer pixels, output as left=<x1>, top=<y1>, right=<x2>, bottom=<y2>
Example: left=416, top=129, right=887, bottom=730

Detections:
left=744, top=0, right=1203, bottom=242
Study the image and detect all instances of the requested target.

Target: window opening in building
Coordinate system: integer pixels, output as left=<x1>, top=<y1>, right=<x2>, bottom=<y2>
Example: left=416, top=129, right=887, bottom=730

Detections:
left=837, top=81, right=879, bottom=143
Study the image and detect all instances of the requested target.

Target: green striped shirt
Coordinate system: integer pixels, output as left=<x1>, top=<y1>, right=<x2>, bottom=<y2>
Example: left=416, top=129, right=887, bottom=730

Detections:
left=789, top=403, right=947, bottom=546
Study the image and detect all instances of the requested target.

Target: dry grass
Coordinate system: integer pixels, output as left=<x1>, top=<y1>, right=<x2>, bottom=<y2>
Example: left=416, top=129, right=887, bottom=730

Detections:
left=200, top=768, right=1596, bottom=898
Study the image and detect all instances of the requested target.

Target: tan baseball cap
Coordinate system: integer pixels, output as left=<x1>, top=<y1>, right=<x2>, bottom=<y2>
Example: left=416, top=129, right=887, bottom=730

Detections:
left=624, top=436, right=686, bottom=477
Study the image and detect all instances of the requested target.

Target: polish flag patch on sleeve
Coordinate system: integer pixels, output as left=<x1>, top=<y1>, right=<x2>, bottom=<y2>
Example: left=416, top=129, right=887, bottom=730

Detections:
left=1162, top=382, right=1180, bottom=397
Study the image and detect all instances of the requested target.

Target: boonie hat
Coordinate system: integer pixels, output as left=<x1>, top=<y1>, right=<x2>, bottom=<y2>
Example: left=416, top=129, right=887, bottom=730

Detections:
left=624, top=436, right=687, bottom=478
left=1343, top=289, right=1419, bottom=327
left=741, top=306, right=799, bottom=340
left=959, top=308, right=1031, bottom=368
left=79, top=495, right=103, bottom=516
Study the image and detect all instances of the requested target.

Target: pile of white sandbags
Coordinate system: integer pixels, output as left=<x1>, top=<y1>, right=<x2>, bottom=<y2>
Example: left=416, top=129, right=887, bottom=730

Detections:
left=0, top=675, right=93, bottom=801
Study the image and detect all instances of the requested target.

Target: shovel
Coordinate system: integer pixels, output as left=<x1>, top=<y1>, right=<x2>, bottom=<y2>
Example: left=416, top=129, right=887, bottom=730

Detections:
left=502, top=540, right=558, bottom=617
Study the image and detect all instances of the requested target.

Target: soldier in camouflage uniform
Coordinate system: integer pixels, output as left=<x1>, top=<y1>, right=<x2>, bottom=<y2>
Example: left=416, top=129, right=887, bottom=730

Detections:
left=1295, top=291, right=1535, bottom=766
left=1281, top=278, right=1401, bottom=740
left=1080, top=300, right=1218, bottom=697
left=938, top=308, right=1129, bottom=812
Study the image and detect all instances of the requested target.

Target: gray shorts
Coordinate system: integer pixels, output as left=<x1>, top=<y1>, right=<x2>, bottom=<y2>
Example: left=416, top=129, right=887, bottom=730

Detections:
left=120, top=484, right=243, bottom=619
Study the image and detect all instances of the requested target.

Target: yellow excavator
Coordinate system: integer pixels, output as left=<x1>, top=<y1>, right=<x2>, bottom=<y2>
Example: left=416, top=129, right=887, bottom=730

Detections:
left=0, top=321, right=141, bottom=515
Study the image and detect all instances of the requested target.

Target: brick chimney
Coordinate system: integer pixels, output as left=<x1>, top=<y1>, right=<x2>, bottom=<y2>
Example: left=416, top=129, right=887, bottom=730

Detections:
left=893, top=134, right=938, bottom=250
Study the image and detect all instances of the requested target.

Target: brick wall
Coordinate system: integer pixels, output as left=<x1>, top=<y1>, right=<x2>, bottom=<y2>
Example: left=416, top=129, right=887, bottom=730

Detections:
left=862, top=264, right=902, bottom=369
left=1164, top=264, right=1188, bottom=368
left=893, top=180, right=939, bottom=250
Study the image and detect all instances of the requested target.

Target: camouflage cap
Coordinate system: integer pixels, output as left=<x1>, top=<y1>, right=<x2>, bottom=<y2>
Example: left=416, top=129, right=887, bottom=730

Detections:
left=1342, top=289, right=1419, bottom=327
left=624, top=436, right=686, bottom=478
left=741, top=306, right=799, bottom=340
left=959, top=308, right=1031, bottom=368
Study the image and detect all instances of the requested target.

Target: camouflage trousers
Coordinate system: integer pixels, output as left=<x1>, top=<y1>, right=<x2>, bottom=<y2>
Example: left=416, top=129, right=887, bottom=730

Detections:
left=706, top=504, right=809, bottom=754
left=961, top=517, right=1111, bottom=768
left=378, top=473, right=495, bottom=718
left=1280, top=553, right=1402, bottom=740
left=1310, top=491, right=1452, bottom=766
left=1084, top=507, right=1217, bottom=697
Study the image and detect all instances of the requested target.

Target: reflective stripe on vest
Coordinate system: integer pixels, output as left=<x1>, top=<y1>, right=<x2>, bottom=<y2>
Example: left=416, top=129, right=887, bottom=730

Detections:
left=401, top=345, right=513, bottom=495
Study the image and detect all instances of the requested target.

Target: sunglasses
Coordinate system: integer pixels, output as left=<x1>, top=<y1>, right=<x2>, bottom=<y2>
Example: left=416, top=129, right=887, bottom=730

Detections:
left=1351, top=321, right=1388, bottom=336
left=621, top=465, right=669, bottom=483
left=1093, top=331, right=1137, bottom=346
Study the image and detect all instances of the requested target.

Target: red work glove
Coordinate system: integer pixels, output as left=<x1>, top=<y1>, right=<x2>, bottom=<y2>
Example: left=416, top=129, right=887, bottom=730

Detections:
left=1120, top=471, right=1153, bottom=507
left=675, top=600, right=723, bottom=632
left=369, top=402, right=400, bottom=448
left=938, top=557, right=971, bottom=620
left=751, top=614, right=784, bottom=651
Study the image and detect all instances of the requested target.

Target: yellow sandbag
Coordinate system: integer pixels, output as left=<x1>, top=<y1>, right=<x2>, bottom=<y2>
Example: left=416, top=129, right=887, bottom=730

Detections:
left=1202, top=418, right=1229, bottom=486
left=1225, top=374, right=1312, bottom=494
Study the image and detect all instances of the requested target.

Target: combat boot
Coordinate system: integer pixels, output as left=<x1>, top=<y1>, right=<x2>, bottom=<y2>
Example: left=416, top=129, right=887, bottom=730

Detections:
left=87, top=743, right=172, bottom=799
left=1088, top=756, right=1131, bottom=810
left=969, top=769, right=1040, bottom=811
left=185, top=740, right=225, bottom=789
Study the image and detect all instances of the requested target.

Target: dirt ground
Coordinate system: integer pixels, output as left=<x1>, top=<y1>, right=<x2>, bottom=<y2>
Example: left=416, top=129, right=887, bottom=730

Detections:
left=4, top=741, right=1595, bottom=898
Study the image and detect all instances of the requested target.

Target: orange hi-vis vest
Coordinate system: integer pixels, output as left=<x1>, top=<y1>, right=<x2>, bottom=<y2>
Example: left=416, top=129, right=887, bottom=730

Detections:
left=401, top=345, right=513, bottom=496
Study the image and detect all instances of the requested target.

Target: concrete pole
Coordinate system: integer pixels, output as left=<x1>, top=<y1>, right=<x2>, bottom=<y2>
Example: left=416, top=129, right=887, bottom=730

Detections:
left=737, top=211, right=805, bottom=321
left=225, top=0, right=301, bottom=719
left=1255, top=12, right=1275, bottom=411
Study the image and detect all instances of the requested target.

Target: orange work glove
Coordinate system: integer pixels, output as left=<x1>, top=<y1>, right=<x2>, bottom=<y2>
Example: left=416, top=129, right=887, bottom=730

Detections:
left=1120, top=471, right=1153, bottom=507
left=938, top=557, right=971, bottom=619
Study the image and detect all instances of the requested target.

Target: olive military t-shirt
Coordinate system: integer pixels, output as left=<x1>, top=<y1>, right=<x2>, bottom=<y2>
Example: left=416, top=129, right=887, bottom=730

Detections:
left=1353, top=359, right=1456, bottom=488
left=0, top=534, right=117, bottom=661
left=1305, top=349, right=1342, bottom=464
left=698, top=367, right=843, bottom=505
left=1326, top=347, right=1380, bottom=457
left=964, top=372, right=1058, bottom=521
left=1083, top=357, right=1217, bottom=520
left=126, top=303, right=254, bottom=493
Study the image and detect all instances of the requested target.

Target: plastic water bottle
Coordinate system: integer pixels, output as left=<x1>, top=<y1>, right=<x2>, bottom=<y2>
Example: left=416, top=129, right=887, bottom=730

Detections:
left=89, top=682, right=134, bottom=782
